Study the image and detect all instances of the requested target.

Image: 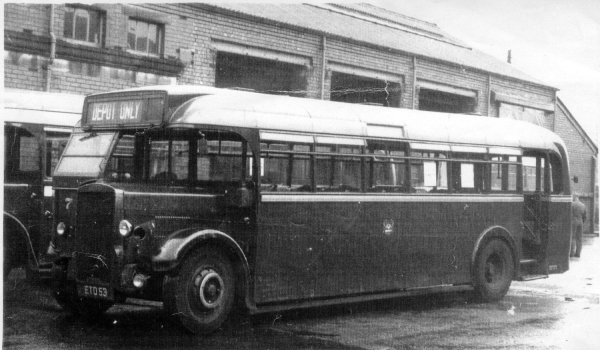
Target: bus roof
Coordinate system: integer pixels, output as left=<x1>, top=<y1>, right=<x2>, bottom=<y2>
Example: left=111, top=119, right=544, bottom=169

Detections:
left=91, top=85, right=567, bottom=153
left=4, top=89, right=83, bottom=128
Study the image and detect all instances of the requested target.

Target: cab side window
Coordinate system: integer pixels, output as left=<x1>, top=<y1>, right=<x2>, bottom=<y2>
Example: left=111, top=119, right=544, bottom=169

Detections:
left=4, top=126, right=40, bottom=183
left=45, top=132, right=70, bottom=177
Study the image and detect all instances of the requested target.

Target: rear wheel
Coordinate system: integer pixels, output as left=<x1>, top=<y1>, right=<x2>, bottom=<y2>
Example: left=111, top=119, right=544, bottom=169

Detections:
left=472, top=239, right=514, bottom=302
left=165, top=247, right=235, bottom=334
left=3, top=218, right=27, bottom=281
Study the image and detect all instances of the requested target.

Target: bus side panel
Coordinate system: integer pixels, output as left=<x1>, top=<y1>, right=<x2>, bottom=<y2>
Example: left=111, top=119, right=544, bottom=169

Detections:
left=546, top=200, right=571, bottom=274
left=254, top=196, right=522, bottom=304
left=366, top=200, right=454, bottom=290
left=366, top=198, right=522, bottom=291
left=255, top=200, right=369, bottom=303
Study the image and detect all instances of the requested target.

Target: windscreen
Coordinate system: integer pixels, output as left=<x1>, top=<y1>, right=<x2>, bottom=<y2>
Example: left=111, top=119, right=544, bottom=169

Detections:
left=54, top=132, right=117, bottom=177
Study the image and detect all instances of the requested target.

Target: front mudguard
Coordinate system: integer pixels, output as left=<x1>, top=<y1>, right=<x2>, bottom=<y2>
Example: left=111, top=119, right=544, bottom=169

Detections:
left=152, top=228, right=249, bottom=274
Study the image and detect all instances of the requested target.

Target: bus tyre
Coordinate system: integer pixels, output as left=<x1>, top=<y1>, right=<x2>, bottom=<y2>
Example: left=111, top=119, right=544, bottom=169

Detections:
left=472, top=239, right=514, bottom=302
left=168, top=247, right=235, bottom=334
left=25, top=258, right=41, bottom=285
left=53, top=289, right=80, bottom=315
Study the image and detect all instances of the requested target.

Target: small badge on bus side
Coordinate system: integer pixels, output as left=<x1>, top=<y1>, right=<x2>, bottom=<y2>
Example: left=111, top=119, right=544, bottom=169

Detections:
left=383, top=219, right=395, bottom=236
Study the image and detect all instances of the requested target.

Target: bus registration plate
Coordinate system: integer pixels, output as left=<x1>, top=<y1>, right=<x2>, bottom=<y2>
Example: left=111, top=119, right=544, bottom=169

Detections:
left=77, top=284, right=113, bottom=300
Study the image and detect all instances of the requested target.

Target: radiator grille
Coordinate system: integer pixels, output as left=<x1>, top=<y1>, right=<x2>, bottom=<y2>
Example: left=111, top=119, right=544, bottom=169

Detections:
left=76, top=192, right=115, bottom=252
left=74, top=191, right=115, bottom=284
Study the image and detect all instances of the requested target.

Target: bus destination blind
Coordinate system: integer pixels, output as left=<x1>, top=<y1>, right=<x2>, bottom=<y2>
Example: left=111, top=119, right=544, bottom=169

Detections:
left=86, top=99, right=145, bottom=126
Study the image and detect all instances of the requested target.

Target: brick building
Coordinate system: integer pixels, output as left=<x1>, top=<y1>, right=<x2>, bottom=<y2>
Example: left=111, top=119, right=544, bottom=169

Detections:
left=4, top=3, right=597, bottom=231
left=555, top=98, right=598, bottom=234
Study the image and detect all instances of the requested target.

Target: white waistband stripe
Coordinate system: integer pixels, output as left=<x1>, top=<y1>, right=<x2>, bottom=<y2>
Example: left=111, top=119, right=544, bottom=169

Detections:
left=262, top=194, right=525, bottom=203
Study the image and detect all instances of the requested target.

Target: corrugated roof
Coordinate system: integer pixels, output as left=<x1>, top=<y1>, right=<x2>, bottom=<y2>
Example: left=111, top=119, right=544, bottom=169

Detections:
left=201, top=3, right=553, bottom=88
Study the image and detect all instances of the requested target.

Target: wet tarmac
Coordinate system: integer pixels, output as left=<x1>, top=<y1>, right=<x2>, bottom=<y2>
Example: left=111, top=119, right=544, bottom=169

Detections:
left=4, top=235, right=599, bottom=350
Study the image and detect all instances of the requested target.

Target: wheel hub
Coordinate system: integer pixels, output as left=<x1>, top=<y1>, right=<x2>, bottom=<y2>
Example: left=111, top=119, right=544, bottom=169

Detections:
left=485, top=254, right=503, bottom=284
left=194, top=269, right=224, bottom=309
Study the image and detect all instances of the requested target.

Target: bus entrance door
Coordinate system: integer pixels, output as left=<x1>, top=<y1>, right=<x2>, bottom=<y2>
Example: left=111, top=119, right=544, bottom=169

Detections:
left=521, top=193, right=549, bottom=278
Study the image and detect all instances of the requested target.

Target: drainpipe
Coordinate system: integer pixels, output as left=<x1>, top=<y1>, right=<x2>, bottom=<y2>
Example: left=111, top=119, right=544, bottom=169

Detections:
left=412, top=56, right=417, bottom=109
left=553, top=91, right=558, bottom=132
left=591, top=156, right=597, bottom=235
left=320, top=35, right=327, bottom=100
left=46, top=4, right=56, bottom=92
left=487, top=75, right=492, bottom=116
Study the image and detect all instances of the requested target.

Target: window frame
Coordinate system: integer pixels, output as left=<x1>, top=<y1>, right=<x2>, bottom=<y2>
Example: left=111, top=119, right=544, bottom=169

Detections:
left=127, top=17, right=165, bottom=57
left=44, top=130, right=71, bottom=178
left=63, top=5, right=106, bottom=47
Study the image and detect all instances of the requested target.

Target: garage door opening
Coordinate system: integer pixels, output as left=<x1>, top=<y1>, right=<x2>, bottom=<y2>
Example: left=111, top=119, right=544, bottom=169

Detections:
left=418, top=88, right=474, bottom=113
left=215, top=52, right=307, bottom=97
left=330, top=72, right=401, bottom=107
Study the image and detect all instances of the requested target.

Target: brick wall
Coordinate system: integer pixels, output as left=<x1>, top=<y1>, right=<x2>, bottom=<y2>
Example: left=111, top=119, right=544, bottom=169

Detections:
left=326, top=39, right=413, bottom=106
left=4, top=3, right=49, bottom=36
left=416, top=59, right=489, bottom=114
left=5, top=2, right=596, bottom=224
left=555, top=103, right=596, bottom=233
left=5, top=3, right=561, bottom=111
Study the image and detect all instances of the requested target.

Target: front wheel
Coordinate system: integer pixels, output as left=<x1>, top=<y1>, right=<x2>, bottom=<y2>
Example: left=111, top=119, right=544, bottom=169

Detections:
left=166, top=247, right=235, bottom=334
left=472, top=239, right=514, bottom=302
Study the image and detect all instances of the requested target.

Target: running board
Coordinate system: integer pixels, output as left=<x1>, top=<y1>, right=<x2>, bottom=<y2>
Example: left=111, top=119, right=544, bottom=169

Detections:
left=519, top=259, right=537, bottom=265
left=250, top=285, right=474, bottom=315
left=519, top=259, right=547, bottom=279
left=519, top=274, right=548, bottom=281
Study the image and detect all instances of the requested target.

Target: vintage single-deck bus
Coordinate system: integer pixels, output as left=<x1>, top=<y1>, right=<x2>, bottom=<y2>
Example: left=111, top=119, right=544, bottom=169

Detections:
left=4, top=90, right=83, bottom=280
left=51, top=86, right=571, bottom=333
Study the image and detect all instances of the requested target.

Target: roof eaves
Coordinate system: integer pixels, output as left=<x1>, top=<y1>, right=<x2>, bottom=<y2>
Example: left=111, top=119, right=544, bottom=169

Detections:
left=191, top=3, right=557, bottom=92
left=307, top=3, right=472, bottom=50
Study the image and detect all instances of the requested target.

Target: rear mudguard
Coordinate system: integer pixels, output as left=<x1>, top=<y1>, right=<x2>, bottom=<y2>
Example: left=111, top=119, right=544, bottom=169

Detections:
left=471, top=225, right=519, bottom=280
left=3, top=212, right=39, bottom=269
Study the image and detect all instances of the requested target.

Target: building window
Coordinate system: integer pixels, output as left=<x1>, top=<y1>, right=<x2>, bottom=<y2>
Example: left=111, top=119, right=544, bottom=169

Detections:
left=127, top=19, right=163, bottom=56
left=64, top=6, right=105, bottom=46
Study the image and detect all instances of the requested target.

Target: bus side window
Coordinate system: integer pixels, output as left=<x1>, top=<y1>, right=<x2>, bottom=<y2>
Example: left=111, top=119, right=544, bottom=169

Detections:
left=522, top=156, right=538, bottom=192
left=45, top=132, right=70, bottom=177
left=522, top=154, right=555, bottom=194
left=333, top=146, right=362, bottom=192
left=260, top=142, right=289, bottom=192
left=451, top=153, right=484, bottom=193
left=411, top=151, right=447, bottom=193
left=315, top=145, right=362, bottom=192
left=259, top=142, right=312, bottom=192
left=549, top=153, right=562, bottom=194
left=291, top=144, right=311, bottom=191
left=315, top=145, right=333, bottom=190
left=490, top=156, right=519, bottom=193
left=367, top=142, right=408, bottom=193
